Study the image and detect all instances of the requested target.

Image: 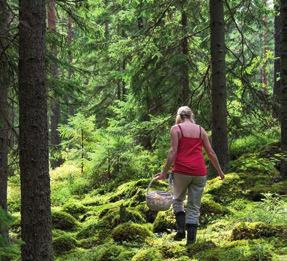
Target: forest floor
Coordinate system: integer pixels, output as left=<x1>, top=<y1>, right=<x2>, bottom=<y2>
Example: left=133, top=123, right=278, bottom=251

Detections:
left=8, top=141, right=287, bottom=261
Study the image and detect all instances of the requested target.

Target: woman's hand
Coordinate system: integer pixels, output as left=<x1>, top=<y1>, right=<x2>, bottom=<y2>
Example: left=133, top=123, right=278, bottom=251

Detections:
left=218, top=170, right=225, bottom=180
left=154, top=172, right=167, bottom=180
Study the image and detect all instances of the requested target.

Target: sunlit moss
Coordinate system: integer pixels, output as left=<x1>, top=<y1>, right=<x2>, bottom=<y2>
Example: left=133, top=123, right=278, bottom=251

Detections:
left=112, top=222, right=153, bottom=243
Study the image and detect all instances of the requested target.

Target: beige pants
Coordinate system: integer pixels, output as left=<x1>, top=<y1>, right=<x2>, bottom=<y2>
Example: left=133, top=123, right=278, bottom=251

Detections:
left=172, top=173, right=207, bottom=224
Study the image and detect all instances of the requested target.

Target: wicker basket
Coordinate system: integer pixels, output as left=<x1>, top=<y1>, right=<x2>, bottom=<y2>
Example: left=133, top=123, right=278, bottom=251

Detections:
left=146, top=178, right=173, bottom=211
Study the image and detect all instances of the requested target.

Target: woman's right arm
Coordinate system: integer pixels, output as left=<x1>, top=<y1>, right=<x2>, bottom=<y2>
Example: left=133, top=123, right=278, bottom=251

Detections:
left=201, top=128, right=225, bottom=180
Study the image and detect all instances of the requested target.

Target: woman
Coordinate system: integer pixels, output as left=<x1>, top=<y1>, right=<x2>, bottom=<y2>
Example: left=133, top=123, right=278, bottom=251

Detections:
left=155, top=106, right=225, bottom=246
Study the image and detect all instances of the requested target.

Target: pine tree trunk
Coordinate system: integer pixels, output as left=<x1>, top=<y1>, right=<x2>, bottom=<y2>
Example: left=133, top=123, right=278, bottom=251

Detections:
left=210, top=0, right=229, bottom=171
left=0, top=0, right=9, bottom=243
left=67, top=16, right=75, bottom=116
left=48, top=0, right=62, bottom=169
left=19, top=0, right=53, bottom=260
left=280, top=0, right=287, bottom=179
left=274, top=5, right=281, bottom=117
left=179, top=0, right=190, bottom=105
left=261, top=0, right=268, bottom=93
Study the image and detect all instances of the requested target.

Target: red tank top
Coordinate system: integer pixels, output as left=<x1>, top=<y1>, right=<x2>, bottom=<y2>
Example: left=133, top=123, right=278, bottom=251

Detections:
left=172, top=124, right=207, bottom=176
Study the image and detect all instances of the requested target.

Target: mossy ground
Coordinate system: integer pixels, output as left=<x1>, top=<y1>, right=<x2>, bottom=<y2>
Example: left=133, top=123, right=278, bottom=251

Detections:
left=7, top=142, right=287, bottom=260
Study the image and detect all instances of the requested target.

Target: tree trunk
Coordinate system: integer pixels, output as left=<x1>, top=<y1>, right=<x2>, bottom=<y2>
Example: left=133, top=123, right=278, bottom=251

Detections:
left=0, top=0, right=9, bottom=243
left=179, top=0, right=190, bottom=105
left=261, top=0, right=268, bottom=93
left=274, top=4, right=281, bottom=117
left=48, top=0, right=62, bottom=169
left=210, top=0, right=229, bottom=171
left=280, top=0, right=287, bottom=179
left=19, top=0, right=53, bottom=260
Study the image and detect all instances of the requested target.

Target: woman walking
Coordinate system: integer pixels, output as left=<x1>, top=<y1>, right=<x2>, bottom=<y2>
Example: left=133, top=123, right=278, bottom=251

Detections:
left=155, top=106, right=224, bottom=246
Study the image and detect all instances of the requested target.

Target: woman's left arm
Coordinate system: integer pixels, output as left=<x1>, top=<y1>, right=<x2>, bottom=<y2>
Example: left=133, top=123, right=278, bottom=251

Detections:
left=155, top=126, right=179, bottom=180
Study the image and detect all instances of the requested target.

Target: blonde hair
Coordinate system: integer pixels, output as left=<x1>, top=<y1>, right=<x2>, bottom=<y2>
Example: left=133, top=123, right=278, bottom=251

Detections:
left=175, top=106, right=195, bottom=124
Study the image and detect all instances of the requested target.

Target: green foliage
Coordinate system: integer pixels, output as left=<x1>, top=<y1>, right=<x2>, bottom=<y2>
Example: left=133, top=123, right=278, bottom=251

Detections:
left=229, top=193, right=287, bottom=226
left=229, top=129, right=280, bottom=160
left=112, top=222, right=153, bottom=243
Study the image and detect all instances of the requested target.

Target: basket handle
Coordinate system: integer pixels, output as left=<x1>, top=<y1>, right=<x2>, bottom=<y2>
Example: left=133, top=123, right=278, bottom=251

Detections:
left=146, top=173, right=173, bottom=195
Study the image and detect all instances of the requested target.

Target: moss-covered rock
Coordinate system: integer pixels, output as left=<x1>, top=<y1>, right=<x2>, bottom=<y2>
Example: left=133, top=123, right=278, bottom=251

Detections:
left=101, top=205, right=145, bottom=228
left=153, top=210, right=175, bottom=233
left=53, top=234, right=77, bottom=255
left=136, top=202, right=158, bottom=223
left=112, top=222, right=153, bottom=243
left=246, top=180, right=287, bottom=201
left=193, top=239, right=274, bottom=261
left=131, top=248, right=163, bottom=261
left=186, top=240, right=216, bottom=255
left=200, top=195, right=229, bottom=225
left=92, top=243, right=125, bottom=261
left=76, top=218, right=108, bottom=242
left=158, top=241, right=187, bottom=259
left=52, top=209, right=79, bottom=230
left=231, top=222, right=285, bottom=240
left=62, top=200, right=87, bottom=219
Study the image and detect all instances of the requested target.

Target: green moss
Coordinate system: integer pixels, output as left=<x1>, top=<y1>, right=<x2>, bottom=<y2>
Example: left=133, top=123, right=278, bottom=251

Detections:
left=158, top=241, right=187, bottom=259
left=153, top=210, right=175, bottom=233
left=193, top=239, right=274, bottom=261
left=187, top=240, right=216, bottom=255
left=131, top=248, right=163, bottom=261
left=52, top=209, right=79, bottom=230
left=247, top=180, right=287, bottom=201
left=62, top=200, right=87, bottom=219
left=231, top=222, right=285, bottom=240
left=200, top=195, right=229, bottom=224
left=101, top=205, right=145, bottom=228
left=76, top=217, right=104, bottom=240
left=53, top=234, right=77, bottom=255
left=92, top=243, right=125, bottom=261
left=112, top=222, right=153, bottom=243
left=136, top=202, right=158, bottom=223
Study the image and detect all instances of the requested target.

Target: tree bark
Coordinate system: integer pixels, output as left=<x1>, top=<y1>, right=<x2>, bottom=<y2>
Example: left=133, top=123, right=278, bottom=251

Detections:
left=261, top=0, right=268, bottom=93
left=274, top=4, right=281, bottom=117
left=280, top=0, right=287, bottom=179
left=210, top=0, right=229, bottom=171
left=48, top=0, right=62, bottom=169
left=179, top=0, right=190, bottom=105
left=19, top=0, right=53, bottom=260
left=0, top=0, right=9, bottom=243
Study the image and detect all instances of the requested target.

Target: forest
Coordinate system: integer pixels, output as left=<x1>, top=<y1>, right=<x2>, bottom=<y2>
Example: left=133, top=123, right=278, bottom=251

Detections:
left=0, top=0, right=287, bottom=260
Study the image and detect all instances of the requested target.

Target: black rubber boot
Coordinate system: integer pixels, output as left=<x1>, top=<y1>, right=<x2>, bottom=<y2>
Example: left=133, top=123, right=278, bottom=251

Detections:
left=174, top=211, right=186, bottom=241
left=186, top=223, right=198, bottom=246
